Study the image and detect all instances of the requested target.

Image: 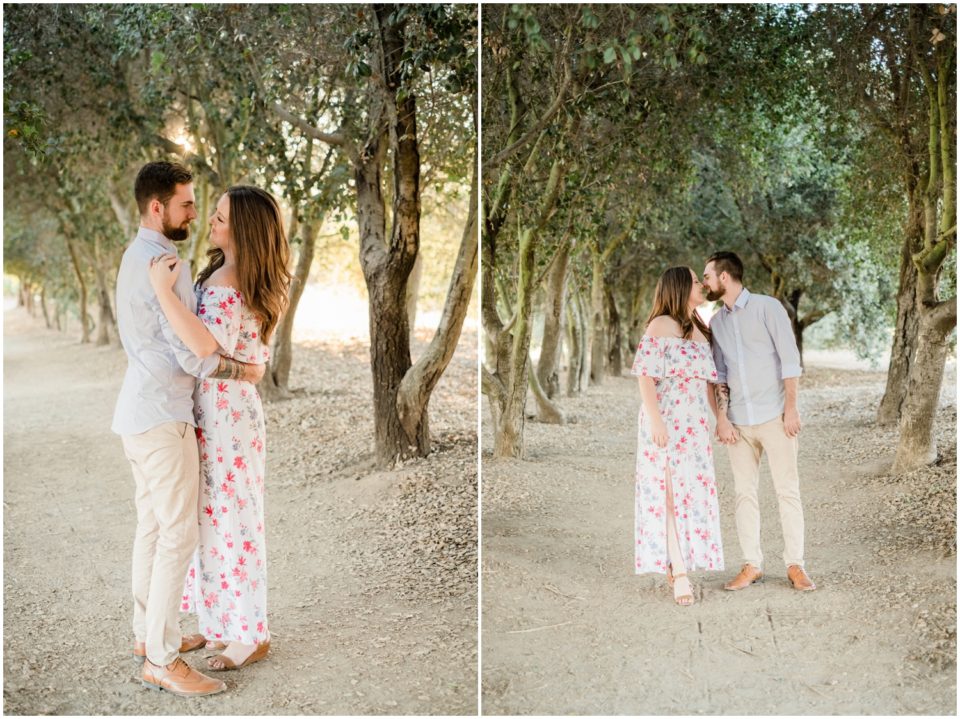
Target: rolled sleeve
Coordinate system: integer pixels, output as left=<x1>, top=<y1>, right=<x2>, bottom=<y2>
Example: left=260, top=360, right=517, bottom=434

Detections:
left=711, top=335, right=727, bottom=384
left=766, top=300, right=802, bottom=379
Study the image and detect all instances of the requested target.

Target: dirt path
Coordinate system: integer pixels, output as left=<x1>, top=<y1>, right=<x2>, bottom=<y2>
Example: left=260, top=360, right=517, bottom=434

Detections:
left=3, top=308, right=477, bottom=715
left=481, top=361, right=956, bottom=715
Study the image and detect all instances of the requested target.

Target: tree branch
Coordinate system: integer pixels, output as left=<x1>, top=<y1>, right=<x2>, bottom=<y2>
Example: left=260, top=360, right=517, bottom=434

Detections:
left=482, top=29, right=573, bottom=172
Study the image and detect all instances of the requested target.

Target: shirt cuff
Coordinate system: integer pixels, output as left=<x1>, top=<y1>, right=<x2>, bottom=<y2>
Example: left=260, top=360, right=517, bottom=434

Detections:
left=781, top=364, right=802, bottom=379
left=714, top=372, right=727, bottom=384
left=198, top=354, right=220, bottom=379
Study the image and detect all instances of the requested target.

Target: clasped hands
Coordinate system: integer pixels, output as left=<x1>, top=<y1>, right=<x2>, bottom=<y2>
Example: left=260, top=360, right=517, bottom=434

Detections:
left=715, top=411, right=802, bottom=444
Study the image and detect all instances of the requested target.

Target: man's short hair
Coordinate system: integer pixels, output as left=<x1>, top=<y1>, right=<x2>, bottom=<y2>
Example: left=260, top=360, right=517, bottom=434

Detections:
left=707, top=251, right=744, bottom=282
left=134, top=162, right=193, bottom=215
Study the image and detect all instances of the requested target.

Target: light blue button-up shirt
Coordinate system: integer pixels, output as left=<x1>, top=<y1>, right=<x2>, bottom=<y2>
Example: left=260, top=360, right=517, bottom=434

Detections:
left=709, top=288, right=802, bottom=427
left=111, top=227, right=219, bottom=435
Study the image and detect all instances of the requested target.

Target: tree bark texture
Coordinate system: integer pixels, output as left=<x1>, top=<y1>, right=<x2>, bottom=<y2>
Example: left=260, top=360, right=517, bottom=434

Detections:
left=565, top=289, right=583, bottom=397
left=537, top=234, right=571, bottom=399
left=589, top=253, right=606, bottom=385
left=528, top=351, right=565, bottom=424
left=92, top=236, right=116, bottom=346
left=355, top=6, right=426, bottom=466
left=891, top=19, right=957, bottom=471
left=396, top=152, right=478, bottom=450
left=876, top=175, right=924, bottom=426
left=65, top=236, right=91, bottom=343
left=606, top=285, right=623, bottom=376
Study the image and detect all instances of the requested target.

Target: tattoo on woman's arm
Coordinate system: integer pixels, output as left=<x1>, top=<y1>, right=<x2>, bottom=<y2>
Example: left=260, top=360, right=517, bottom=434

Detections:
left=213, top=356, right=244, bottom=381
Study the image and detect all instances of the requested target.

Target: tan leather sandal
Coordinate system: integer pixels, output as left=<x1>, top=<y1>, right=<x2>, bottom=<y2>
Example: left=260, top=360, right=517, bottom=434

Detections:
left=672, top=572, right=694, bottom=606
left=207, top=640, right=270, bottom=671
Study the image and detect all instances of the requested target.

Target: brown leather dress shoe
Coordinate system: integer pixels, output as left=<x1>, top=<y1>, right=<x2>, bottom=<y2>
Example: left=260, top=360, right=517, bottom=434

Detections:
left=787, top=564, right=816, bottom=591
left=141, top=657, right=226, bottom=697
left=134, top=634, right=206, bottom=662
left=724, top=564, right=763, bottom=590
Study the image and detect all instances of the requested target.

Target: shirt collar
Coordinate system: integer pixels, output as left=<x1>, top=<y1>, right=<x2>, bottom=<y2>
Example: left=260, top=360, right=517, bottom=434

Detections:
left=136, top=226, right=178, bottom=253
left=723, top=287, right=751, bottom=313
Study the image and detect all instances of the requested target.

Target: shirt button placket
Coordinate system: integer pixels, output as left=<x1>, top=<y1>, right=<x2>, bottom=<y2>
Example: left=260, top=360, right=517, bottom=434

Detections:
left=733, top=312, right=754, bottom=425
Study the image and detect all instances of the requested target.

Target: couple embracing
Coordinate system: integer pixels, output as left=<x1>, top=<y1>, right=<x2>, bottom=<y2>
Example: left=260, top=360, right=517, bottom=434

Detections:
left=112, top=162, right=291, bottom=696
left=632, top=252, right=816, bottom=606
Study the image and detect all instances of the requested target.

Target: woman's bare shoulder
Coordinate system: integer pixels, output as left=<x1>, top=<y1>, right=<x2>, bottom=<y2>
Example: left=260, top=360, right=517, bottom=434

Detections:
left=644, top=315, right=682, bottom=338
left=204, top=266, right=239, bottom=291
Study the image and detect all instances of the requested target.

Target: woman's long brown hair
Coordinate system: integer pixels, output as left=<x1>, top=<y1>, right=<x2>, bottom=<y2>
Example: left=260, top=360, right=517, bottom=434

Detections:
left=196, top=186, right=292, bottom=343
left=645, top=266, right=711, bottom=341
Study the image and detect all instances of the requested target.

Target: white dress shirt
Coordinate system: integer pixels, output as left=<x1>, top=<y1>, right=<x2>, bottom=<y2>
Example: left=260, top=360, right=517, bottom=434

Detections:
left=111, top=227, right=219, bottom=435
left=709, top=288, right=802, bottom=427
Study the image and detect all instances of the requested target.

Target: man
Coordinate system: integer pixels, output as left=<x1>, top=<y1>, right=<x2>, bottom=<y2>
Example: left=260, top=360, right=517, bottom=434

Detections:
left=112, top=162, right=264, bottom=697
left=702, top=251, right=816, bottom=592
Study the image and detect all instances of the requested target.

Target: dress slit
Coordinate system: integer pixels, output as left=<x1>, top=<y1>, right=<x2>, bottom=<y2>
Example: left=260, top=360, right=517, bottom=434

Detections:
left=662, top=463, right=688, bottom=576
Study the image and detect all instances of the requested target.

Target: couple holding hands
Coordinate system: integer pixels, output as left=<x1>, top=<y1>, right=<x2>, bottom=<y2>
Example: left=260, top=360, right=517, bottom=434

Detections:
left=633, top=253, right=816, bottom=606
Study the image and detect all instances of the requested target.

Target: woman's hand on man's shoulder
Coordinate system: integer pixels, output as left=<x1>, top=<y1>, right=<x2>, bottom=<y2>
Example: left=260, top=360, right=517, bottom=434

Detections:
left=644, top=314, right=682, bottom=338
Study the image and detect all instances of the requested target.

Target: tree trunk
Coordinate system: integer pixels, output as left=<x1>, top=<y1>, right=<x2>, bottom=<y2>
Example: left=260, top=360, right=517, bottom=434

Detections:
left=877, top=199, right=924, bottom=426
left=262, top=220, right=316, bottom=400
left=40, top=286, right=51, bottom=329
left=357, top=6, right=424, bottom=466
left=589, top=252, right=606, bottom=384
left=893, top=301, right=955, bottom=472
left=577, top=288, right=592, bottom=393
left=528, top=351, right=565, bottom=424
left=537, top=235, right=571, bottom=399
left=893, top=31, right=957, bottom=470
left=565, top=289, right=583, bottom=397
left=406, top=251, right=423, bottom=335
left=65, top=237, right=92, bottom=343
left=92, top=236, right=116, bottom=346
left=606, top=285, right=623, bottom=376
left=186, top=176, right=212, bottom=276
left=25, top=282, right=36, bottom=316
left=17, top=278, right=26, bottom=307
left=493, top=227, right=537, bottom=458
left=396, top=151, right=478, bottom=448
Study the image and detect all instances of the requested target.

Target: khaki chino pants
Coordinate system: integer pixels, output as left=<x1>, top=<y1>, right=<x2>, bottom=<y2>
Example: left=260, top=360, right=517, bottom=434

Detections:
left=726, top=416, right=805, bottom=570
left=121, top=422, right=199, bottom=666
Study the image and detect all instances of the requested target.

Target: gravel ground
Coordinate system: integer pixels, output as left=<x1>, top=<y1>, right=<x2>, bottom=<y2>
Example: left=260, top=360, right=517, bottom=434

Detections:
left=481, top=358, right=956, bottom=715
left=3, top=308, right=478, bottom=715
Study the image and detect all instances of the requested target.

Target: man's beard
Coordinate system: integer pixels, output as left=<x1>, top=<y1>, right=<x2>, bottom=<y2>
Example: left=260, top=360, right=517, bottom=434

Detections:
left=161, top=211, right=190, bottom=242
left=705, top=283, right=725, bottom=302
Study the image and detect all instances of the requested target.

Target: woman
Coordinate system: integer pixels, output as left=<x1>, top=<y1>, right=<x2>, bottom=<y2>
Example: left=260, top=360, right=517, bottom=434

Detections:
left=148, top=185, right=291, bottom=668
left=632, top=266, right=725, bottom=605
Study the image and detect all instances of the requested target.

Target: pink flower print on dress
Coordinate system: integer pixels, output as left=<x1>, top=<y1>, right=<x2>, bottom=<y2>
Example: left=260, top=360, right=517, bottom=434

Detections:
left=184, top=285, right=269, bottom=645
left=632, top=335, right=724, bottom=575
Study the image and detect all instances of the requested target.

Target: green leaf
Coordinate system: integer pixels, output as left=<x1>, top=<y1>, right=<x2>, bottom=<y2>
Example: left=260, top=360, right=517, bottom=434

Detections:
left=603, top=46, right=617, bottom=64
left=150, top=49, right=165, bottom=74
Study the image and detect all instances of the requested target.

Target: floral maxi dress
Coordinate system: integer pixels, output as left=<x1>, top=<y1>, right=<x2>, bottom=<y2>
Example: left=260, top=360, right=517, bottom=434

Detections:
left=632, top=335, right=724, bottom=574
left=181, top=285, right=270, bottom=645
